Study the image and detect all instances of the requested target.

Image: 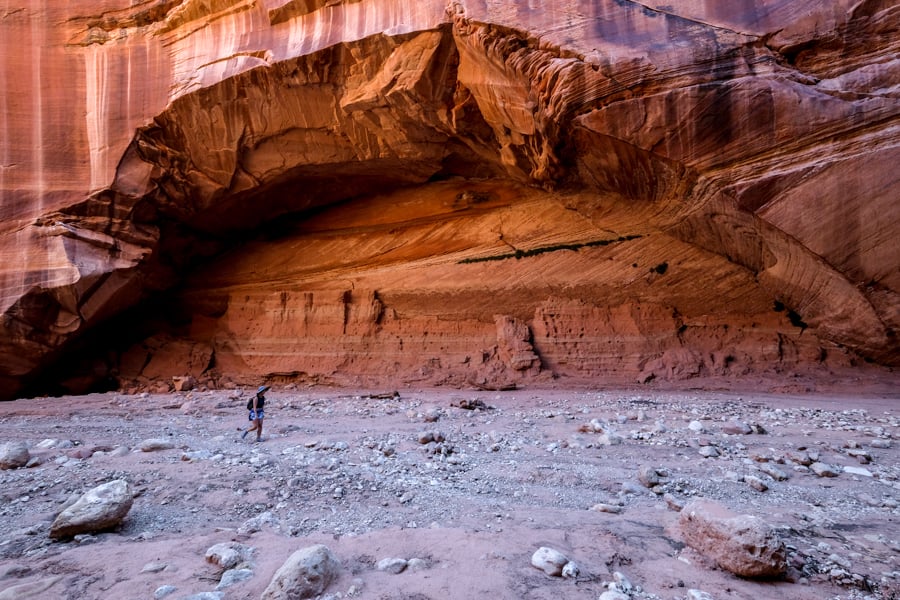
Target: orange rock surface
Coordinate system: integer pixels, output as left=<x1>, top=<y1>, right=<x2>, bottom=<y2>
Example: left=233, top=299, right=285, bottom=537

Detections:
left=1, top=1, right=898, bottom=398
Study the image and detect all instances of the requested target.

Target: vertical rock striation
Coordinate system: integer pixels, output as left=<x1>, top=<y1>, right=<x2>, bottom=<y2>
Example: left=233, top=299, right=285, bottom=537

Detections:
left=0, top=0, right=897, bottom=398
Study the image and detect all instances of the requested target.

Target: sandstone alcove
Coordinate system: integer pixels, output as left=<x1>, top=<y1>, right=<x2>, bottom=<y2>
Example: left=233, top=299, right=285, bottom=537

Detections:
left=1, top=0, right=897, bottom=399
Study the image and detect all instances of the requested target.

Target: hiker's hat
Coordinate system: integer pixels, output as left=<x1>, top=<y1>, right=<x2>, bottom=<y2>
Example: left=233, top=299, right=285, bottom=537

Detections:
left=257, top=385, right=270, bottom=394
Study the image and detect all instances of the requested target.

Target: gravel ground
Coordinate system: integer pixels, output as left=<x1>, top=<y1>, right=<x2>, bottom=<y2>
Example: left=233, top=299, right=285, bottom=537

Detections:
left=0, top=386, right=897, bottom=600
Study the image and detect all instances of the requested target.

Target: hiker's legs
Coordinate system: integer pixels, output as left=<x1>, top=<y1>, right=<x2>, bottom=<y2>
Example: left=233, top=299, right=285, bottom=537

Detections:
left=256, top=418, right=263, bottom=440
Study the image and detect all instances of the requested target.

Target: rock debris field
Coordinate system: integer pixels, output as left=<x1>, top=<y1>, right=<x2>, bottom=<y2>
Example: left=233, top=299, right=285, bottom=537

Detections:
left=0, top=387, right=898, bottom=600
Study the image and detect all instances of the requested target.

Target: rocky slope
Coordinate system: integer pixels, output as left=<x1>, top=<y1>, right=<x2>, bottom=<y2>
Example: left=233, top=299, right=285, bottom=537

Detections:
left=1, top=1, right=898, bottom=398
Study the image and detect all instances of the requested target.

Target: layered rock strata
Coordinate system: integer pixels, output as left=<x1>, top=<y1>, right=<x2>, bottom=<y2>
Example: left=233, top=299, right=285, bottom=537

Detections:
left=0, top=0, right=897, bottom=398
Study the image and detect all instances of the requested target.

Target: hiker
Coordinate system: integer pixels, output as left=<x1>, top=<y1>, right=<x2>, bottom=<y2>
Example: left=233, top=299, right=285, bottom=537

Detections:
left=242, top=385, right=269, bottom=442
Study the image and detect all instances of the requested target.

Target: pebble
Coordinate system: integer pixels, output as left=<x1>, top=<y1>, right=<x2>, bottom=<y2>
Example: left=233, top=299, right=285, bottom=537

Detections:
left=591, top=503, right=623, bottom=514
left=154, top=585, right=178, bottom=599
left=698, top=446, right=720, bottom=458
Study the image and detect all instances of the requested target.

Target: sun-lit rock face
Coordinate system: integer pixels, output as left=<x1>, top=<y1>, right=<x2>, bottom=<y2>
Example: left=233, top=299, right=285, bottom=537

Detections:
left=1, top=0, right=898, bottom=398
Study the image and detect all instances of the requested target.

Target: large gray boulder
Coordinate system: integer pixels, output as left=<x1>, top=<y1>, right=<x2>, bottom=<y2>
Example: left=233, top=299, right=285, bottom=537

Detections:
left=679, top=499, right=786, bottom=579
left=261, top=544, right=341, bottom=600
left=49, top=479, right=133, bottom=539
left=0, top=441, right=30, bottom=469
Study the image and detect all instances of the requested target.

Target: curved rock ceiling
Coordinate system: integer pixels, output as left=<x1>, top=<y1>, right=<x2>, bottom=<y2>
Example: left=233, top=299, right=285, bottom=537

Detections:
left=0, top=0, right=898, bottom=398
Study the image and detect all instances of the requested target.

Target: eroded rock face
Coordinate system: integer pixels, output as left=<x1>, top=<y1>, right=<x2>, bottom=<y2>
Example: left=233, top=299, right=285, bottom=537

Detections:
left=0, top=1, right=897, bottom=398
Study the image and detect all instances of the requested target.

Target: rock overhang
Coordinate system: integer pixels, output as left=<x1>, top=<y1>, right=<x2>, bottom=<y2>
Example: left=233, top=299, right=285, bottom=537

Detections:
left=1, top=0, right=898, bottom=398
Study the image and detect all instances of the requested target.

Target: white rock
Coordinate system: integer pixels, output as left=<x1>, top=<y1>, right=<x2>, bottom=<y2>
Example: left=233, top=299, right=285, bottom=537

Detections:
left=206, top=542, right=254, bottom=569
left=688, top=420, right=704, bottom=432
left=376, top=557, right=408, bottom=574
left=599, top=591, right=629, bottom=600
left=591, top=503, right=623, bottom=514
left=50, top=479, right=133, bottom=539
left=153, top=585, right=177, bottom=599
left=843, top=465, right=873, bottom=477
left=688, top=590, right=715, bottom=600
left=0, top=442, right=29, bottom=470
left=698, top=446, right=720, bottom=458
left=561, top=561, right=579, bottom=578
left=261, top=544, right=341, bottom=600
left=139, top=438, right=175, bottom=452
left=613, top=571, right=633, bottom=592
left=216, top=568, right=254, bottom=590
left=531, top=546, right=569, bottom=576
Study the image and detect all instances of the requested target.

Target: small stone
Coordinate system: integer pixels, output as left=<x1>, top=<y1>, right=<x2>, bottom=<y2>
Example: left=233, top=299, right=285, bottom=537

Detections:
left=139, top=438, right=175, bottom=452
left=154, top=585, right=178, bottom=599
left=206, top=542, right=254, bottom=570
left=722, top=420, right=752, bottom=435
left=698, top=446, right=720, bottom=458
left=591, top=503, right=623, bottom=514
left=638, top=465, right=662, bottom=488
left=561, top=561, right=579, bottom=578
left=746, top=475, right=769, bottom=492
left=216, top=568, right=254, bottom=590
left=612, top=571, right=633, bottom=592
left=688, top=590, right=715, bottom=600
left=688, top=420, right=704, bottom=432
left=663, top=493, right=684, bottom=511
left=598, top=432, right=624, bottom=445
left=758, top=464, right=789, bottom=481
left=870, top=439, right=891, bottom=449
left=598, top=591, right=629, bottom=600
left=843, top=465, right=873, bottom=477
left=828, top=553, right=852, bottom=569
left=141, top=562, right=167, bottom=573
left=406, top=558, right=428, bottom=571
left=376, top=557, right=408, bottom=574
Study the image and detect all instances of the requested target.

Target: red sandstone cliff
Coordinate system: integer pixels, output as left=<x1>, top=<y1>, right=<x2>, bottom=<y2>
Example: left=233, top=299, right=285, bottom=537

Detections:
left=1, top=0, right=898, bottom=398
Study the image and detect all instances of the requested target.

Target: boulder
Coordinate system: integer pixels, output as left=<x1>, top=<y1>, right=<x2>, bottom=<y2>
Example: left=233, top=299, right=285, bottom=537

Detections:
left=679, top=499, right=786, bottom=578
left=0, top=442, right=30, bottom=470
left=530, top=546, right=569, bottom=576
left=50, top=479, right=134, bottom=539
left=261, top=544, right=341, bottom=600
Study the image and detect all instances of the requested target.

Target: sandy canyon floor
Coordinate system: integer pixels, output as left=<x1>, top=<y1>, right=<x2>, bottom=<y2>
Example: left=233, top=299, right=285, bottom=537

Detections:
left=0, top=383, right=898, bottom=600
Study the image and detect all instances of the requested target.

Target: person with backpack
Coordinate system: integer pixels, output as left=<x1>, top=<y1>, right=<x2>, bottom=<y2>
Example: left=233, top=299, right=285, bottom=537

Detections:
left=242, top=385, right=270, bottom=442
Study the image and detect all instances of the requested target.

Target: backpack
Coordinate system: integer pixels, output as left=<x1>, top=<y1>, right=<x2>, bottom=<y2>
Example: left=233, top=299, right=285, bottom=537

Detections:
left=246, top=398, right=253, bottom=410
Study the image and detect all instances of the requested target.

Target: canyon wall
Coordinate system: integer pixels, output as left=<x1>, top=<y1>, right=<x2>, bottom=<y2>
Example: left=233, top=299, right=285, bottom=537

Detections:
left=0, top=0, right=897, bottom=398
